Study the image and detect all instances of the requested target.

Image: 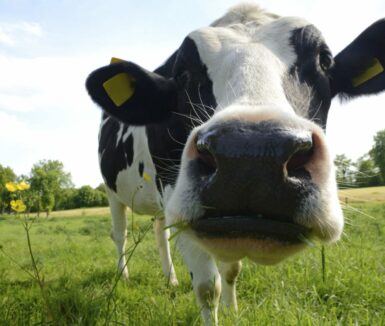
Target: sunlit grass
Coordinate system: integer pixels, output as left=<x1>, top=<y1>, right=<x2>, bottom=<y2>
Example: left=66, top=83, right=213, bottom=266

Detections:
left=23, top=206, right=111, bottom=218
left=338, top=186, right=385, bottom=203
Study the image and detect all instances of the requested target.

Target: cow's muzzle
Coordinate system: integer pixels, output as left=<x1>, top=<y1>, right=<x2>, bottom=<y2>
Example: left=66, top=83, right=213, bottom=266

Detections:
left=188, top=120, right=317, bottom=242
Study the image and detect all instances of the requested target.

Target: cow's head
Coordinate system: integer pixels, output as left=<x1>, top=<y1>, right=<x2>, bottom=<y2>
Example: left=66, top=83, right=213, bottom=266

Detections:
left=86, top=5, right=385, bottom=263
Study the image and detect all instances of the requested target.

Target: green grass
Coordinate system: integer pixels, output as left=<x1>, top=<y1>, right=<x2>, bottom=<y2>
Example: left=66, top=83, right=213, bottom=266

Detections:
left=1, top=196, right=385, bottom=325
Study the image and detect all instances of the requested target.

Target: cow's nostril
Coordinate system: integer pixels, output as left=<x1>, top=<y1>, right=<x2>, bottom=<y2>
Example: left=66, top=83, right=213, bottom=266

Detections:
left=286, top=137, right=314, bottom=176
left=196, top=143, right=217, bottom=176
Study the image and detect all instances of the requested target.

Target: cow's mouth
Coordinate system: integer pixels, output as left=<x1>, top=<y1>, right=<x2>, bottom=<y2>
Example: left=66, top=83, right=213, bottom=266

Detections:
left=191, top=216, right=310, bottom=244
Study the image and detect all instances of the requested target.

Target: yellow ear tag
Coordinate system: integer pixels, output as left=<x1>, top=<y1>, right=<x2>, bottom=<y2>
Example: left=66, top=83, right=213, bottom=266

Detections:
left=352, top=58, right=384, bottom=87
left=110, top=57, right=123, bottom=64
left=102, top=57, right=135, bottom=107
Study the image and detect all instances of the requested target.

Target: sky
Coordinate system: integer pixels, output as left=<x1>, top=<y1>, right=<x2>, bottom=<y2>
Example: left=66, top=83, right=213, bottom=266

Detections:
left=0, top=0, right=384, bottom=187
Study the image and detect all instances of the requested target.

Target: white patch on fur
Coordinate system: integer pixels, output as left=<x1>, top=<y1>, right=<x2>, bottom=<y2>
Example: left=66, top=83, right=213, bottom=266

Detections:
left=189, top=16, right=310, bottom=114
left=115, top=123, right=124, bottom=148
left=122, top=126, right=132, bottom=142
left=283, top=72, right=313, bottom=118
left=211, top=4, right=277, bottom=28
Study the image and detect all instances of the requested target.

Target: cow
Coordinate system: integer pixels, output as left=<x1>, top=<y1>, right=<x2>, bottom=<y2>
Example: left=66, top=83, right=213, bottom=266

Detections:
left=86, top=4, right=385, bottom=324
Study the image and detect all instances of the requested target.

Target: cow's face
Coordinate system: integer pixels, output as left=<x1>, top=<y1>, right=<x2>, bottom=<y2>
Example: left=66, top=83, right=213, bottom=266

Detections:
left=165, top=13, right=341, bottom=263
left=87, top=5, right=385, bottom=263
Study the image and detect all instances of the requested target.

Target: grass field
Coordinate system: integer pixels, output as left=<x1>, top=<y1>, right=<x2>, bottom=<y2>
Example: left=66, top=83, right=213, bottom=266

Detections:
left=339, top=186, right=385, bottom=204
left=28, top=206, right=110, bottom=218
left=0, top=188, right=384, bottom=325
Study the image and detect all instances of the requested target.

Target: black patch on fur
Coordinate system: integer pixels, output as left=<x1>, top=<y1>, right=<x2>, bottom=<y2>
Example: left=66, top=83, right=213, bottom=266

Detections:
left=289, top=20, right=385, bottom=128
left=99, top=120, right=134, bottom=191
left=331, top=18, right=385, bottom=98
left=146, top=37, right=217, bottom=192
left=188, top=120, right=317, bottom=222
left=155, top=176, right=163, bottom=194
left=138, top=161, right=144, bottom=177
left=86, top=61, right=178, bottom=125
left=289, top=25, right=333, bottom=128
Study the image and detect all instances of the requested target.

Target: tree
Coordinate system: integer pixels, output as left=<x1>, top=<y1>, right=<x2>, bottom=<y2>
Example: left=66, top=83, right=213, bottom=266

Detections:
left=95, top=183, right=106, bottom=193
left=73, top=185, right=108, bottom=208
left=94, top=187, right=108, bottom=206
left=55, top=188, right=77, bottom=210
left=334, top=154, right=355, bottom=188
left=354, top=154, right=382, bottom=187
left=94, top=183, right=108, bottom=207
left=370, top=129, right=385, bottom=184
left=29, top=160, right=73, bottom=216
left=53, top=185, right=108, bottom=210
left=0, top=164, right=16, bottom=213
left=74, top=185, right=95, bottom=207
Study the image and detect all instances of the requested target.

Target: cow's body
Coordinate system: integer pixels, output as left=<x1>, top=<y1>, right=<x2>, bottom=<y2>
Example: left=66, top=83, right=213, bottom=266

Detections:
left=99, top=113, right=179, bottom=283
left=89, top=4, right=385, bottom=324
left=99, top=115, right=160, bottom=214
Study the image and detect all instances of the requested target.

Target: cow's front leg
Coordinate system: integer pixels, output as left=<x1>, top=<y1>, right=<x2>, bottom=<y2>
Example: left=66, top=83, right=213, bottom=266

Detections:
left=177, top=234, right=221, bottom=325
left=218, top=261, right=242, bottom=311
left=153, top=217, right=178, bottom=286
left=108, top=193, right=129, bottom=279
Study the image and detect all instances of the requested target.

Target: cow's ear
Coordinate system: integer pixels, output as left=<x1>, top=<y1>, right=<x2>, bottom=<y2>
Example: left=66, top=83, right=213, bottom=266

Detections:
left=331, top=18, right=385, bottom=98
left=86, top=58, right=178, bottom=125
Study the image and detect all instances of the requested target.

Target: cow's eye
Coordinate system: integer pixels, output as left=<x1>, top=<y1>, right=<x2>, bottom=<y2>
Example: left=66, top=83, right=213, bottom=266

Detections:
left=319, top=51, right=333, bottom=72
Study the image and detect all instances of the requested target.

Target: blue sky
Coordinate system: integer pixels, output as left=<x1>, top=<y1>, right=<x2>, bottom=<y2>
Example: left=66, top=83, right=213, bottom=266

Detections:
left=1, top=0, right=385, bottom=187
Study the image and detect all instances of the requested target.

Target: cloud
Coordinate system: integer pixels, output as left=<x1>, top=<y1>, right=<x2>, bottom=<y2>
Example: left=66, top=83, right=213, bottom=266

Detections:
left=0, top=53, right=102, bottom=186
left=0, top=109, right=103, bottom=187
left=19, top=22, right=42, bottom=37
left=0, top=42, right=175, bottom=114
left=0, top=43, right=175, bottom=186
left=327, top=98, right=385, bottom=160
left=0, top=29, right=14, bottom=46
left=0, top=54, right=94, bottom=113
left=0, top=110, right=26, bottom=135
left=0, top=21, right=42, bottom=47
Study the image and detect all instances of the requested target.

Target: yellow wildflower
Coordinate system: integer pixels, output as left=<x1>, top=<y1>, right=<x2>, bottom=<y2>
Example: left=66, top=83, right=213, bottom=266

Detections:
left=143, top=172, right=152, bottom=182
left=17, top=181, right=31, bottom=190
left=10, top=199, right=27, bottom=213
left=5, top=182, right=18, bottom=192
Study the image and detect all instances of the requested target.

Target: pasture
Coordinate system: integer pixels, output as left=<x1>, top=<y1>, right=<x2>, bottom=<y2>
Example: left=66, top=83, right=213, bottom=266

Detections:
left=0, top=188, right=384, bottom=325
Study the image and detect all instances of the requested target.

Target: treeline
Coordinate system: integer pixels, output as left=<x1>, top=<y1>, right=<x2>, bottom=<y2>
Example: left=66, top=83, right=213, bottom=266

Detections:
left=334, top=129, right=385, bottom=188
left=55, top=184, right=108, bottom=210
left=0, top=159, right=108, bottom=216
